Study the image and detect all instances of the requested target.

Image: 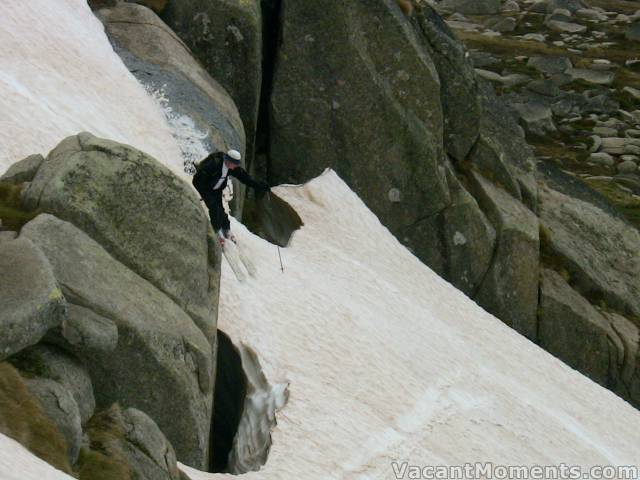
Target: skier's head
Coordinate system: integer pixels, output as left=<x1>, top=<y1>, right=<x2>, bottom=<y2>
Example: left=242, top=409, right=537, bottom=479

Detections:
left=223, top=149, right=242, bottom=169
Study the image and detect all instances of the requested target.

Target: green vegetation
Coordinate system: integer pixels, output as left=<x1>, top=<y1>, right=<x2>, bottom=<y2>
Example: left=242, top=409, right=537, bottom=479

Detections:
left=0, top=182, right=38, bottom=231
left=0, top=363, right=72, bottom=475
left=584, top=177, right=640, bottom=230
left=76, top=405, right=132, bottom=480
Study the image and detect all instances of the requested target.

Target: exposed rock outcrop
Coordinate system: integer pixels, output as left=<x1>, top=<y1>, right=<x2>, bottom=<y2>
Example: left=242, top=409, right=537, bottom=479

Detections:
left=20, top=213, right=213, bottom=469
left=23, top=133, right=219, bottom=341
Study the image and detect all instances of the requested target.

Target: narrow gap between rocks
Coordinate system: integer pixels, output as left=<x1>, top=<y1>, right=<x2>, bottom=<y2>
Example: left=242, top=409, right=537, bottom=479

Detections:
left=210, top=330, right=247, bottom=473
left=209, top=330, right=289, bottom=475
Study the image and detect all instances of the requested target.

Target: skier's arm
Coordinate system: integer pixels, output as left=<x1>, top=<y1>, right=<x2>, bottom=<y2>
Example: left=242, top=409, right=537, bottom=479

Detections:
left=229, top=167, right=270, bottom=192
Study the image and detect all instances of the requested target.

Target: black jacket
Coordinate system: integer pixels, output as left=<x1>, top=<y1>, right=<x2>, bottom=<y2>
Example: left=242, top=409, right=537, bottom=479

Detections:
left=192, top=152, right=268, bottom=196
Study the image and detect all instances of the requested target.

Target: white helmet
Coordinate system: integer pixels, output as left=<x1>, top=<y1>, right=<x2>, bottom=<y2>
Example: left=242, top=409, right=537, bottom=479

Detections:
left=227, top=149, right=242, bottom=161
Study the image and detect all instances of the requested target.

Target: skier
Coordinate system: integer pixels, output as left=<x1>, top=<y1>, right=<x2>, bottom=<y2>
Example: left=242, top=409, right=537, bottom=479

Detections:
left=192, top=149, right=270, bottom=246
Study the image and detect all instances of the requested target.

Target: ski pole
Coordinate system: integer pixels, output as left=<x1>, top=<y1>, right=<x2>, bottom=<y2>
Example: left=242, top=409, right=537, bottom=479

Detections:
left=277, top=246, right=284, bottom=273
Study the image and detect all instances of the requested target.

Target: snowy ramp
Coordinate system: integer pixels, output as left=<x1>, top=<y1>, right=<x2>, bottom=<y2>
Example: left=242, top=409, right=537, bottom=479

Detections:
left=186, top=169, right=640, bottom=479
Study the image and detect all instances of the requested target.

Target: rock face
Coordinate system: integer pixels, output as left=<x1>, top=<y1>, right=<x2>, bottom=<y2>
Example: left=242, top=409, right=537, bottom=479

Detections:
left=538, top=269, right=616, bottom=387
left=20, top=214, right=213, bottom=469
left=162, top=0, right=262, bottom=169
left=415, top=6, right=481, bottom=161
left=0, top=238, right=66, bottom=361
left=469, top=172, right=540, bottom=340
left=270, top=0, right=449, bottom=255
left=97, top=4, right=245, bottom=174
left=538, top=184, right=640, bottom=319
left=23, top=133, right=219, bottom=341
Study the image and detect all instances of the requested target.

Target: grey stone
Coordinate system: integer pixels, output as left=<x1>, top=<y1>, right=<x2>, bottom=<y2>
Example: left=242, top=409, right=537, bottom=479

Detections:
left=511, top=101, right=557, bottom=137
left=593, top=126, right=619, bottom=137
left=590, top=135, right=602, bottom=153
left=621, top=155, right=639, bottom=163
left=617, top=160, right=638, bottom=173
left=0, top=154, right=44, bottom=184
left=501, top=0, right=520, bottom=12
left=527, top=56, right=572, bottom=75
left=23, top=133, right=218, bottom=342
left=57, top=303, right=119, bottom=355
left=538, top=184, right=640, bottom=319
left=121, top=408, right=181, bottom=480
left=25, top=377, right=82, bottom=464
left=469, top=172, right=540, bottom=340
left=20, top=214, right=213, bottom=468
left=0, top=238, right=66, bottom=361
left=538, top=269, right=617, bottom=387
left=0, top=231, right=17, bottom=242
left=475, top=69, right=530, bottom=87
left=606, top=312, right=640, bottom=401
left=526, top=79, right=562, bottom=97
left=585, top=95, right=620, bottom=115
left=600, top=137, right=627, bottom=155
left=162, top=0, right=261, bottom=170
left=485, top=16, right=517, bottom=32
left=589, top=152, right=615, bottom=166
left=11, top=344, right=95, bottom=424
left=566, top=68, right=615, bottom=85
left=547, top=20, right=587, bottom=33
left=576, top=9, right=608, bottom=22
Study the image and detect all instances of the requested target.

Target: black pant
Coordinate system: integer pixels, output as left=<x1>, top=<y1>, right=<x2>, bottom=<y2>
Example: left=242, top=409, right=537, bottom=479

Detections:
left=202, top=190, right=230, bottom=232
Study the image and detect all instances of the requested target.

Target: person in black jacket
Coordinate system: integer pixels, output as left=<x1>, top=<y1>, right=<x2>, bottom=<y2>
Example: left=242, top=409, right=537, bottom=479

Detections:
left=192, top=149, right=269, bottom=245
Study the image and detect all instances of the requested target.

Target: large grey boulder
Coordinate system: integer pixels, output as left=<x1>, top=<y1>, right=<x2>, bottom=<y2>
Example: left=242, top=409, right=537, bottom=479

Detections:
left=538, top=184, right=640, bottom=319
left=511, top=101, right=557, bottom=137
left=20, top=214, right=213, bottom=469
left=10, top=344, right=95, bottom=424
left=0, top=154, right=44, bottom=184
left=25, top=377, right=83, bottom=465
left=23, top=133, right=219, bottom=342
left=415, top=4, right=480, bottom=161
left=0, top=238, right=66, bottom=361
left=97, top=3, right=244, bottom=175
left=538, top=269, right=617, bottom=387
left=162, top=0, right=261, bottom=170
left=469, top=172, right=540, bottom=340
left=527, top=56, right=572, bottom=75
left=269, top=0, right=450, bottom=254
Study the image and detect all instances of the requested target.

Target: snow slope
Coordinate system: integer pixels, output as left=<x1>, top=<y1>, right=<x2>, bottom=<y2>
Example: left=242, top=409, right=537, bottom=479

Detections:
left=184, top=170, right=640, bottom=479
left=0, top=0, right=187, bottom=179
left=3, top=171, right=640, bottom=479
